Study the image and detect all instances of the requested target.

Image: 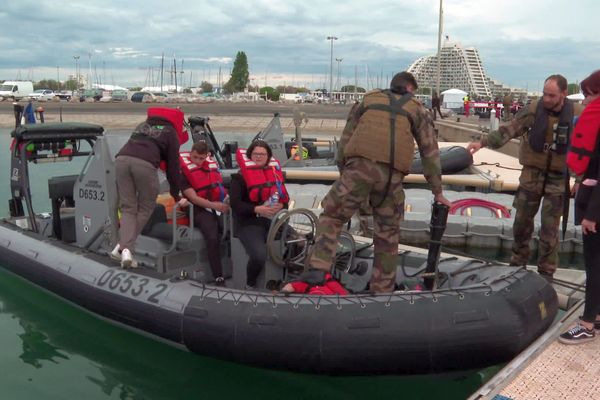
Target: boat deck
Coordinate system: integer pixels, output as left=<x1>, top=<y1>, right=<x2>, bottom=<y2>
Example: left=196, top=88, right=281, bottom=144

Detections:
left=468, top=270, right=597, bottom=400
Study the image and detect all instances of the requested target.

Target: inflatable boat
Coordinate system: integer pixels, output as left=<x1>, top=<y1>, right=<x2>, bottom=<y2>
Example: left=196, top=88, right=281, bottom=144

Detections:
left=0, top=122, right=557, bottom=375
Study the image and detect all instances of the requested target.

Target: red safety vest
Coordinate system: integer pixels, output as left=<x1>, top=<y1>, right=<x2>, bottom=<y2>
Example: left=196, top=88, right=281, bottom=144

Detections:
left=567, top=97, right=600, bottom=175
left=236, top=148, right=289, bottom=204
left=180, top=152, right=227, bottom=201
left=288, top=273, right=349, bottom=295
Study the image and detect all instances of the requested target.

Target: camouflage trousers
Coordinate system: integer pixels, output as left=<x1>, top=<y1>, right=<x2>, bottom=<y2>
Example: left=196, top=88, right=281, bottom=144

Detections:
left=511, top=166, right=565, bottom=275
left=307, top=157, right=405, bottom=293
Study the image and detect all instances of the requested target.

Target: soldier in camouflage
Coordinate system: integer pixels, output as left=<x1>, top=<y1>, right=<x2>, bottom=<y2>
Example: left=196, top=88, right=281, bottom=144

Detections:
left=467, top=75, right=583, bottom=279
left=305, top=72, right=451, bottom=293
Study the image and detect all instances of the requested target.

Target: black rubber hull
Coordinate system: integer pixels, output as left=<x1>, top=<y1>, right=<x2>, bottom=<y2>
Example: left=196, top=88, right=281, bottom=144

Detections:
left=182, top=273, right=557, bottom=374
left=0, top=227, right=557, bottom=375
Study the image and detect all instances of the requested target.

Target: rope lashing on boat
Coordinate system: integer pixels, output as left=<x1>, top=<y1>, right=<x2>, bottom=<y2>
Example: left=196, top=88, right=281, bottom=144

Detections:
left=449, top=198, right=511, bottom=218
left=473, top=161, right=522, bottom=171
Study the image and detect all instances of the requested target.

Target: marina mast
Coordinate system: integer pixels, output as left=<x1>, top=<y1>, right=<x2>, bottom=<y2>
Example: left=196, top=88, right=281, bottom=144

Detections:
left=436, top=0, right=443, bottom=95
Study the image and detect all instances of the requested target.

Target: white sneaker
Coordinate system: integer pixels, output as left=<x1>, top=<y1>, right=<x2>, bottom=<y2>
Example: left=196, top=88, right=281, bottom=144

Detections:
left=121, top=248, right=133, bottom=269
left=110, top=244, right=121, bottom=261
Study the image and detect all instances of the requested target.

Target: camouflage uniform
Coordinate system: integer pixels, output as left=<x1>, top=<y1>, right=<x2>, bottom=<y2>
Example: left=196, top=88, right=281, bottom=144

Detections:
left=481, top=102, right=581, bottom=276
left=308, top=94, right=443, bottom=293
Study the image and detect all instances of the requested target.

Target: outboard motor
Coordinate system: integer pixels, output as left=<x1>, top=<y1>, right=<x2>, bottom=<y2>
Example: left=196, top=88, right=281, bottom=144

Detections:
left=222, top=141, right=238, bottom=169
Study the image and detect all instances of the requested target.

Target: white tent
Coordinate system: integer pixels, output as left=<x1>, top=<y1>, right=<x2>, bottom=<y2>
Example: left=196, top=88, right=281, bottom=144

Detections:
left=567, top=93, right=584, bottom=101
left=441, top=88, right=468, bottom=109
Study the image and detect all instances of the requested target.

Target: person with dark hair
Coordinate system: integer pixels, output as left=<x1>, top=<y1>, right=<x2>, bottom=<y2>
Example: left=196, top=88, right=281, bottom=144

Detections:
left=431, top=91, right=444, bottom=120
left=230, top=140, right=289, bottom=289
left=467, top=74, right=584, bottom=281
left=112, top=107, right=188, bottom=268
left=180, top=141, right=230, bottom=286
left=559, top=70, right=600, bottom=344
left=304, top=71, right=451, bottom=294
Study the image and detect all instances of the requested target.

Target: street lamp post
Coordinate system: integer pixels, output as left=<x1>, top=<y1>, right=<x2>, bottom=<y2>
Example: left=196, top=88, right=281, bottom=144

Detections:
left=335, top=58, right=343, bottom=92
left=327, top=35, right=338, bottom=103
left=73, top=55, right=80, bottom=93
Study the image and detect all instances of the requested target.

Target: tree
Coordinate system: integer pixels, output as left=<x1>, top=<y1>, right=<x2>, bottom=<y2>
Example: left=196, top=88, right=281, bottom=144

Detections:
left=259, top=86, right=279, bottom=101
left=567, top=83, right=580, bottom=95
left=63, top=79, right=78, bottom=91
left=35, top=79, right=61, bottom=91
left=200, top=81, right=213, bottom=93
left=224, top=51, right=249, bottom=93
left=340, top=85, right=366, bottom=93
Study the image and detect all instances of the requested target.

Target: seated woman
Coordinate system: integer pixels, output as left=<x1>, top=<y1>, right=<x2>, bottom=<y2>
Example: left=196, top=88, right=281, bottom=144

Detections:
left=230, top=140, right=289, bottom=289
left=180, top=141, right=230, bottom=286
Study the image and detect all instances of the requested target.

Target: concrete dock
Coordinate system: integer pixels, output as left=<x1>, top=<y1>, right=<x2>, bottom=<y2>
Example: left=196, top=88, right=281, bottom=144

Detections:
left=469, top=271, right=599, bottom=400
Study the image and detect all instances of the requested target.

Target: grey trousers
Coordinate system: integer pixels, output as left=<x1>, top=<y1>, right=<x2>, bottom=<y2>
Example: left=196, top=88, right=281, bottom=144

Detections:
left=115, top=155, right=159, bottom=251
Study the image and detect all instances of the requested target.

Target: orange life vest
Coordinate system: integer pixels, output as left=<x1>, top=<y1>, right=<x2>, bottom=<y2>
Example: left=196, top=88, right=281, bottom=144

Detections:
left=179, top=152, right=227, bottom=201
left=567, top=96, right=600, bottom=175
left=235, top=148, right=289, bottom=204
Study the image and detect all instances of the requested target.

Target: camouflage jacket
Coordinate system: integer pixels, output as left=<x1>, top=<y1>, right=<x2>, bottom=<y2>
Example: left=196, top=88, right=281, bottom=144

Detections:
left=337, top=97, right=443, bottom=194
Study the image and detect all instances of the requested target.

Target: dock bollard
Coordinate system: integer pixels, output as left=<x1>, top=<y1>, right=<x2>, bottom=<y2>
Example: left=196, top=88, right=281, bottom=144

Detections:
left=490, top=109, right=499, bottom=131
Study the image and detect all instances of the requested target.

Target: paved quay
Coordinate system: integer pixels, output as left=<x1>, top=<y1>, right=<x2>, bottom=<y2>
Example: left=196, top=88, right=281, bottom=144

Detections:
left=0, top=101, right=350, bottom=135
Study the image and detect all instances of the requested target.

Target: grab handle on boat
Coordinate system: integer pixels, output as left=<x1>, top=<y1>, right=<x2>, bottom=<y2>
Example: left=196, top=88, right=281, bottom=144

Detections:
left=165, top=202, right=193, bottom=254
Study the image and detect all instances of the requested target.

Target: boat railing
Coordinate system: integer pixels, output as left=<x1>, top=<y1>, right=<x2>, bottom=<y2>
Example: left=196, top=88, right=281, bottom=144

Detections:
left=164, top=202, right=195, bottom=254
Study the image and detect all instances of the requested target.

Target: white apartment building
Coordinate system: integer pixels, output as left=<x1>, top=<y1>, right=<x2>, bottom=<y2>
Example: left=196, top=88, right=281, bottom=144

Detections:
left=408, top=40, right=492, bottom=98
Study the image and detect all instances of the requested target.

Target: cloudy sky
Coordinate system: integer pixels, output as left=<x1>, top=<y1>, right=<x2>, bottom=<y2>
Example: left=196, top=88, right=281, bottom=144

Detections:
left=1, top=0, right=598, bottom=91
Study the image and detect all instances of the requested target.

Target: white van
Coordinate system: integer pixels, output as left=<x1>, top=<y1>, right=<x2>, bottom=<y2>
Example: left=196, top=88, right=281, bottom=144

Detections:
left=0, top=81, right=35, bottom=100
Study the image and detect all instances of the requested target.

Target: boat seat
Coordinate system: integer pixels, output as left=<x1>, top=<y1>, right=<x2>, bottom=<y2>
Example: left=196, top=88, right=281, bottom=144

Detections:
left=48, top=175, right=78, bottom=241
left=229, top=215, right=288, bottom=290
left=141, top=204, right=173, bottom=242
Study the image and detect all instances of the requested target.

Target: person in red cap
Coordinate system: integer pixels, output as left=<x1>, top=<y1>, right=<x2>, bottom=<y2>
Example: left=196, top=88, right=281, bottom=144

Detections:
left=111, top=107, right=188, bottom=268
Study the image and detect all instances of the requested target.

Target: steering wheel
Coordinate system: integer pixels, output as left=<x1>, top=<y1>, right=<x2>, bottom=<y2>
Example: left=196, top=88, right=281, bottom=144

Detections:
left=266, top=208, right=318, bottom=267
left=332, top=231, right=356, bottom=278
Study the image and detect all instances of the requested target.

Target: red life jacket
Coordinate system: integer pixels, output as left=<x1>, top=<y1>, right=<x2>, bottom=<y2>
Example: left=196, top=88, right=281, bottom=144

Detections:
left=236, top=148, right=289, bottom=203
left=567, top=97, right=600, bottom=175
left=180, top=152, right=227, bottom=201
left=289, top=273, right=348, bottom=295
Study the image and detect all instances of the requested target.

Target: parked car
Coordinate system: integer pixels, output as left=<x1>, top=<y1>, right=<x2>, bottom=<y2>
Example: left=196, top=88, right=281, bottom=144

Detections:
left=130, top=91, right=155, bottom=103
left=79, top=88, right=103, bottom=102
left=55, top=90, right=73, bottom=101
left=111, top=89, right=129, bottom=101
left=28, top=89, right=56, bottom=101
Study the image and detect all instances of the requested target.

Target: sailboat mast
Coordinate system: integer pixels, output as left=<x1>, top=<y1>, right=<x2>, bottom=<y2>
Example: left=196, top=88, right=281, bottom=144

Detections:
left=436, top=0, right=443, bottom=96
left=160, top=53, right=164, bottom=92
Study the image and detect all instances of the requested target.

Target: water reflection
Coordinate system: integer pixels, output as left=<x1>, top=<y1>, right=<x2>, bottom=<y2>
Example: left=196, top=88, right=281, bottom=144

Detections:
left=18, top=320, right=69, bottom=368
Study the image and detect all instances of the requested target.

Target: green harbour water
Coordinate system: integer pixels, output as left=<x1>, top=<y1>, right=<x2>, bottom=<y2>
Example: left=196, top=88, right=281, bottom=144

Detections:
left=0, top=127, right=503, bottom=399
